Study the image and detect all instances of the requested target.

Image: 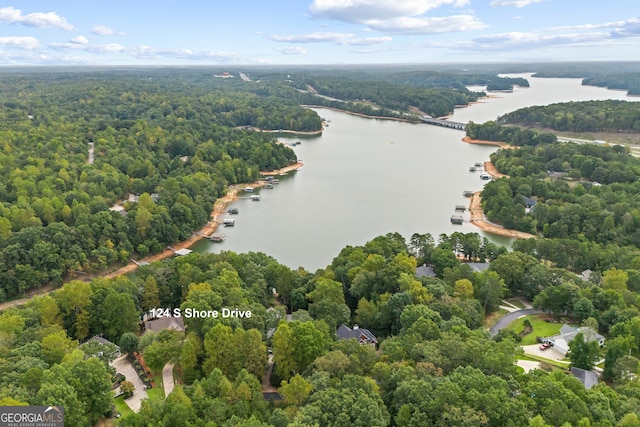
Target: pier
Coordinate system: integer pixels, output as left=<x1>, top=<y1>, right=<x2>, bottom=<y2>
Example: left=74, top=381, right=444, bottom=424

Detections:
left=420, top=117, right=466, bottom=131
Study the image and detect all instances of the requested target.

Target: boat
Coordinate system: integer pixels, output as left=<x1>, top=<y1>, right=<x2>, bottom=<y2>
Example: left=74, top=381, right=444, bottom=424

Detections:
left=450, top=215, right=464, bottom=224
left=265, top=183, right=274, bottom=189
left=455, top=205, right=466, bottom=211
left=244, top=187, right=255, bottom=192
left=463, top=191, right=474, bottom=197
left=227, top=208, right=239, bottom=215
left=480, top=173, right=491, bottom=180
left=469, top=166, right=476, bottom=172
left=251, top=195, right=261, bottom=201
left=223, top=218, right=235, bottom=227
left=209, top=234, right=226, bottom=242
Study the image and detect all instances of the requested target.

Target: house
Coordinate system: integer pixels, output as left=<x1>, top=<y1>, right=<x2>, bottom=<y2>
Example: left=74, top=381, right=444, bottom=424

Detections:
left=336, top=324, right=377, bottom=346
left=416, top=264, right=436, bottom=278
left=571, top=367, right=599, bottom=389
left=522, top=196, right=537, bottom=211
left=544, top=324, right=605, bottom=356
left=464, top=262, right=490, bottom=273
left=88, top=336, right=121, bottom=358
left=581, top=269, right=593, bottom=282
left=144, top=316, right=185, bottom=334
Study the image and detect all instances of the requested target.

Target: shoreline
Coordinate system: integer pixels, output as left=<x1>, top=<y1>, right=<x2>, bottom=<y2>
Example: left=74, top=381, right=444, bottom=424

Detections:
left=302, top=105, right=419, bottom=123
left=468, top=191, right=537, bottom=240
left=103, top=161, right=304, bottom=278
left=461, top=136, right=513, bottom=148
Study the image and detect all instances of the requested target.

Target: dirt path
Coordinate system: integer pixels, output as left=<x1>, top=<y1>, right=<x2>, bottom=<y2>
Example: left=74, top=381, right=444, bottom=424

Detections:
left=468, top=191, right=537, bottom=240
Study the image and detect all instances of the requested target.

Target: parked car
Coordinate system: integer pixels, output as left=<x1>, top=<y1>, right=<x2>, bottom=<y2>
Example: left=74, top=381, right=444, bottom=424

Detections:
left=539, top=343, right=551, bottom=351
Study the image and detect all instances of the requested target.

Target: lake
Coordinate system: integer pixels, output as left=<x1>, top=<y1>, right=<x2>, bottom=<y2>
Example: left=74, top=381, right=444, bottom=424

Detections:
left=192, top=74, right=638, bottom=271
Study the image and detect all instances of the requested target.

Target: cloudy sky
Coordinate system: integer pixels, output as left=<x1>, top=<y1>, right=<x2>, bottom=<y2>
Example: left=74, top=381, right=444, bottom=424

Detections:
left=0, top=0, right=638, bottom=65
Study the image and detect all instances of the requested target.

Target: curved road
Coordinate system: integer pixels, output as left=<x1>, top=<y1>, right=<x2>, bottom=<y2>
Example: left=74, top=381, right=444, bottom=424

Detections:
left=489, top=308, right=542, bottom=337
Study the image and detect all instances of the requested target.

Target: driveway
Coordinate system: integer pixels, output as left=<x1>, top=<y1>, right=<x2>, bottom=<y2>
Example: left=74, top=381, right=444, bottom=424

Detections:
left=163, top=363, right=175, bottom=397
left=111, top=356, right=149, bottom=412
left=517, top=360, right=542, bottom=373
left=489, top=308, right=542, bottom=337
left=522, top=344, right=569, bottom=363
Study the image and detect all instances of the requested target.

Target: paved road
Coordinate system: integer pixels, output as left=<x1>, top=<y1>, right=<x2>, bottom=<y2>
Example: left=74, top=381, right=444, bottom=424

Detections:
left=489, top=308, right=542, bottom=337
left=111, top=356, right=149, bottom=412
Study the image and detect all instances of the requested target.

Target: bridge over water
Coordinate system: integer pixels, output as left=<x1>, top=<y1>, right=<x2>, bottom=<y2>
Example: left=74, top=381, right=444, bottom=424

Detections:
left=420, top=117, right=466, bottom=131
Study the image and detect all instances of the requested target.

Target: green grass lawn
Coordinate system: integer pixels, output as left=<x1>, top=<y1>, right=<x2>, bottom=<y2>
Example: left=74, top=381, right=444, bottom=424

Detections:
left=113, top=395, right=133, bottom=419
left=504, top=297, right=526, bottom=309
left=507, top=314, right=562, bottom=345
left=147, top=385, right=165, bottom=401
left=517, top=354, right=568, bottom=370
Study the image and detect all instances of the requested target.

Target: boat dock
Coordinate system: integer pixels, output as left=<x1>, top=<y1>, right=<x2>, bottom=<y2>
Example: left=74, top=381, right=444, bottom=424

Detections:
left=455, top=205, right=466, bottom=211
left=209, top=234, right=226, bottom=242
left=450, top=215, right=464, bottom=224
left=223, top=218, right=236, bottom=227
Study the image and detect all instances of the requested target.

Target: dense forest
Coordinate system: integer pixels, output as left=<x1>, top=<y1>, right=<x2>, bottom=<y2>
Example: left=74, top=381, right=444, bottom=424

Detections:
left=497, top=100, right=640, bottom=132
left=466, top=121, right=559, bottom=146
left=0, top=71, right=302, bottom=300
left=0, top=68, right=532, bottom=299
left=3, top=231, right=640, bottom=426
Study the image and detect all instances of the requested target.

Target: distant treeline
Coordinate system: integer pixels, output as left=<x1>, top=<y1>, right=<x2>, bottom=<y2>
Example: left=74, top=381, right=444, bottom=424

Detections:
left=497, top=100, right=640, bottom=132
left=466, top=121, right=558, bottom=145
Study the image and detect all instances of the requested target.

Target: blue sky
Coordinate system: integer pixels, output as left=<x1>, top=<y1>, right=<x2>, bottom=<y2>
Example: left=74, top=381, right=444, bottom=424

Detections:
left=0, top=0, right=638, bottom=65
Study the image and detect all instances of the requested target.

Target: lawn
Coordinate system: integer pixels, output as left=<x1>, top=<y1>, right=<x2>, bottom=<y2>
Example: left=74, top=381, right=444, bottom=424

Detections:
left=147, top=385, right=165, bottom=401
left=504, top=297, right=526, bottom=309
left=517, top=354, right=568, bottom=370
left=507, top=314, right=562, bottom=345
left=113, top=395, right=133, bottom=419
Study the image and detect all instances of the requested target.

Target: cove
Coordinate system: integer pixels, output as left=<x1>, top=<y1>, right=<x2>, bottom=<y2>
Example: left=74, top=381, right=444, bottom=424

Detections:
left=192, top=74, right=638, bottom=271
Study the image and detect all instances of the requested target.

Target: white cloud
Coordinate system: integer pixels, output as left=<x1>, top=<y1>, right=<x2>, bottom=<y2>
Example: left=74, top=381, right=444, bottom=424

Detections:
left=0, top=6, right=73, bottom=30
left=489, top=0, right=543, bottom=7
left=275, top=46, right=308, bottom=55
left=49, top=42, right=126, bottom=53
left=70, top=35, right=89, bottom=45
left=309, top=0, right=484, bottom=35
left=91, top=25, right=119, bottom=36
left=0, top=36, right=40, bottom=50
left=367, top=15, right=486, bottom=34
left=310, top=0, right=469, bottom=22
left=269, top=31, right=391, bottom=45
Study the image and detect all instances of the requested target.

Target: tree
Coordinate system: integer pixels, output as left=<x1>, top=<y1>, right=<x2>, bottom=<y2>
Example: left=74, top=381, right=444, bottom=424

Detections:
left=141, top=275, right=160, bottom=312
left=454, top=279, right=474, bottom=299
left=120, top=332, right=139, bottom=356
left=473, top=271, right=506, bottom=314
left=603, top=268, right=629, bottom=291
left=279, top=374, right=312, bottom=406
left=121, top=380, right=135, bottom=398
left=569, top=332, right=600, bottom=371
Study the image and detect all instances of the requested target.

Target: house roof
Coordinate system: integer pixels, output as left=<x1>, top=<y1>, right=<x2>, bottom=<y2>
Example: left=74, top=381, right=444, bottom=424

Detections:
left=551, top=324, right=605, bottom=346
left=416, top=264, right=436, bottom=278
left=571, top=367, right=599, bottom=389
left=522, top=196, right=537, bottom=207
left=145, top=316, right=185, bottom=333
left=90, top=335, right=120, bottom=349
left=336, top=324, right=377, bottom=344
left=464, top=262, right=490, bottom=273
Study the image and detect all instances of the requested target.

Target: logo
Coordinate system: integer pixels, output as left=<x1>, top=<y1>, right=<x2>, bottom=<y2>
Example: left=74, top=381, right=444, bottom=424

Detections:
left=0, top=406, right=64, bottom=427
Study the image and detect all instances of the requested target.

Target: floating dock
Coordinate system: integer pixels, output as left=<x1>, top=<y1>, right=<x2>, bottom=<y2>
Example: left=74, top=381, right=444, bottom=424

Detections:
left=450, top=215, right=464, bottom=224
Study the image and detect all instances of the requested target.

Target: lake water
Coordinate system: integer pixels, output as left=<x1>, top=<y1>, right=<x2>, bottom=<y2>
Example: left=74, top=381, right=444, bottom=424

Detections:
left=192, top=74, right=638, bottom=271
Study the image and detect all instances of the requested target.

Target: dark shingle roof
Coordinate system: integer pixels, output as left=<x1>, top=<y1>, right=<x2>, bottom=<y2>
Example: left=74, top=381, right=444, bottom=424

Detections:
left=336, top=324, right=377, bottom=344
